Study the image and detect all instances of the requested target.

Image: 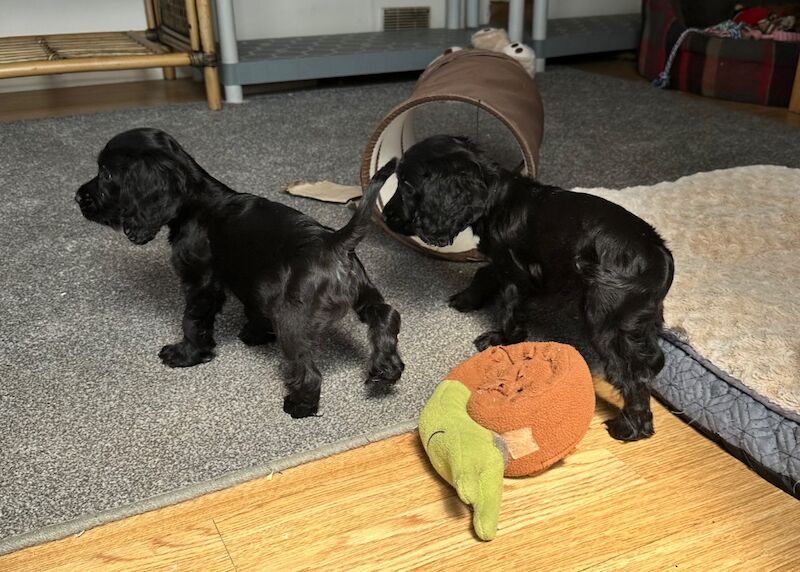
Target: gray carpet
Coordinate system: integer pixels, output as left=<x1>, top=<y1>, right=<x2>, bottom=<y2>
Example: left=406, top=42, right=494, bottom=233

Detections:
left=1, top=67, right=798, bottom=553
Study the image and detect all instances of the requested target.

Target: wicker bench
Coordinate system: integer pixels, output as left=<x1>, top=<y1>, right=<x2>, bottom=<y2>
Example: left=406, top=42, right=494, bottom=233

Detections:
left=0, top=0, right=221, bottom=110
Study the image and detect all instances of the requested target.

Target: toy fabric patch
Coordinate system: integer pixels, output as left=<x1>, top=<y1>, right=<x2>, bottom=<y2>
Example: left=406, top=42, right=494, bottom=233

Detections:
left=503, top=427, right=540, bottom=459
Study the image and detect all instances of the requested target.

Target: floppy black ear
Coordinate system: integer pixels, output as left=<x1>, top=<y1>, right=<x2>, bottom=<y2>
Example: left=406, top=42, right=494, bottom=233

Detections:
left=407, top=165, right=487, bottom=246
left=118, top=153, right=186, bottom=245
left=154, top=130, right=204, bottom=180
left=441, top=167, right=490, bottom=225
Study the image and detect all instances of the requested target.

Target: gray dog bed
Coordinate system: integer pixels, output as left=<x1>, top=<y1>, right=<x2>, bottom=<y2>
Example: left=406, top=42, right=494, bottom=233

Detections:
left=655, top=334, right=800, bottom=497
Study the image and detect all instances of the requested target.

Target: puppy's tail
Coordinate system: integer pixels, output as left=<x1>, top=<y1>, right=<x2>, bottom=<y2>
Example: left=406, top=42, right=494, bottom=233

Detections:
left=329, top=158, right=397, bottom=252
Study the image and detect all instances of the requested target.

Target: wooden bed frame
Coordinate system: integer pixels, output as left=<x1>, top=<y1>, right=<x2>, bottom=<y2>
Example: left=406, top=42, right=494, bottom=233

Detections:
left=790, top=61, right=800, bottom=114
left=0, top=0, right=221, bottom=110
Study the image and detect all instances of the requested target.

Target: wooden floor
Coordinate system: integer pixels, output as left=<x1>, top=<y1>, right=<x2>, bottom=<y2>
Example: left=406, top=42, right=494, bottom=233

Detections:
left=0, top=79, right=206, bottom=122
left=573, top=56, right=800, bottom=128
left=3, top=390, right=798, bottom=571
left=1, top=60, right=798, bottom=571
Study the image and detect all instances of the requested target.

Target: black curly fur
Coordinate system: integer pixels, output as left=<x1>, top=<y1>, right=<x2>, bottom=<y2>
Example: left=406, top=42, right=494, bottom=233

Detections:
left=383, top=135, right=674, bottom=441
left=76, top=128, right=403, bottom=418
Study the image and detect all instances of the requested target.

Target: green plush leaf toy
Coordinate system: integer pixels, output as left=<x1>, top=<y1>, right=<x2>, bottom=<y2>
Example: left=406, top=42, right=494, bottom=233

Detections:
left=418, top=379, right=507, bottom=541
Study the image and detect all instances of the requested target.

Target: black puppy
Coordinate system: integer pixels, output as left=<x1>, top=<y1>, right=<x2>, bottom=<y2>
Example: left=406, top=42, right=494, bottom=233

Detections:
left=76, top=128, right=403, bottom=418
left=383, top=135, right=674, bottom=441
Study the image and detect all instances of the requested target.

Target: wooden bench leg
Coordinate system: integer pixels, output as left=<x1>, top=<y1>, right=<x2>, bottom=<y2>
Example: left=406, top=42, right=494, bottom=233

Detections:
left=144, top=0, right=177, bottom=81
left=790, top=60, right=800, bottom=114
left=202, top=67, right=223, bottom=110
left=196, top=0, right=222, bottom=110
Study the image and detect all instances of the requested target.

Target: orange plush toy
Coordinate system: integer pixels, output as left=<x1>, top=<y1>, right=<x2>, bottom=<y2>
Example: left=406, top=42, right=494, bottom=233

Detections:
left=418, top=342, right=595, bottom=539
left=451, top=341, right=596, bottom=477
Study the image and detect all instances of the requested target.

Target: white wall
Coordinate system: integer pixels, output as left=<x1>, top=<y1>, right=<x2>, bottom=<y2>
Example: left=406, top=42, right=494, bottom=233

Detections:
left=548, top=0, right=639, bottom=18
left=0, top=0, right=640, bottom=93
left=233, top=0, right=446, bottom=40
left=230, top=0, right=641, bottom=39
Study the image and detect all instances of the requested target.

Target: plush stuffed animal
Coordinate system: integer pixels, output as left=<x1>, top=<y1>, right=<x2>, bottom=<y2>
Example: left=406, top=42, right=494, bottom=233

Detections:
left=471, top=27, right=512, bottom=52
left=418, top=342, right=595, bottom=540
left=428, top=28, right=535, bottom=77
left=471, top=27, right=536, bottom=77
left=418, top=379, right=506, bottom=540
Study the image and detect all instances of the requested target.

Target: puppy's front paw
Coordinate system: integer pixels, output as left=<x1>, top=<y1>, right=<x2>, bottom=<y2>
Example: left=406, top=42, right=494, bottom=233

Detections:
left=448, top=289, right=483, bottom=313
left=366, top=352, right=405, bottom=386
left=283, top=395, right=320, bottom=419
left=159, top=342, right=214, bottom=368
left=474, top=330, right=505, bottom=352
left=604, top=411, right=654, bottom=442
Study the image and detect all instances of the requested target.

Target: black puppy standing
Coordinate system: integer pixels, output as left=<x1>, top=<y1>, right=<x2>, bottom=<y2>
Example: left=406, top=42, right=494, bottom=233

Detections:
left=76, top=128, right=403, bottom=418
left=383, top=135, right=674, bottom=441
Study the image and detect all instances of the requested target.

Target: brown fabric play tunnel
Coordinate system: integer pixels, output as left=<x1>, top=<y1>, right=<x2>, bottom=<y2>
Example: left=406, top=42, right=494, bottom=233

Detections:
left=360, top=49, right=544, bottom=262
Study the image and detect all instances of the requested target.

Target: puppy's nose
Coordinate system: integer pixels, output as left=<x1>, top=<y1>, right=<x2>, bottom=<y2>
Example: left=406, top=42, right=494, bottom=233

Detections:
left=75, top=188, right=94, bottom=211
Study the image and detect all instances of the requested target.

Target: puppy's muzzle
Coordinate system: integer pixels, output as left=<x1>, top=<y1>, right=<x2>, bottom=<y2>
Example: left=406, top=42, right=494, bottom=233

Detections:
left=75, top=186, right=97, bottom=217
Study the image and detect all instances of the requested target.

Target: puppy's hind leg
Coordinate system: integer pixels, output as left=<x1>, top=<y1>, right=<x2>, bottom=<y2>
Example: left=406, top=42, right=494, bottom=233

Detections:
left=352, top=262, right=404, bottom=389
left=584, top=289, right=664, bottom=441
left=239, top=306, right=276, bottom=346
left=159, top=278, right=225, bottom=368
left=275, top=313, right=324, bottom=419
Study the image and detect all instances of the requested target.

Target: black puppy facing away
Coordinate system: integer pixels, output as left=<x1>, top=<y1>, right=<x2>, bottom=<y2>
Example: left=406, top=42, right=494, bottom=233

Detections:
left=383, top=135, right=674, bottom=441
left=76, top=128, right=403, bottom=418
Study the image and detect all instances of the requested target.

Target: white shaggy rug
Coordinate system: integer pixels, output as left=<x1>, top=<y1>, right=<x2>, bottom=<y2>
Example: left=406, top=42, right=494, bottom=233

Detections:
left=577, top=165, right=800, bottom=415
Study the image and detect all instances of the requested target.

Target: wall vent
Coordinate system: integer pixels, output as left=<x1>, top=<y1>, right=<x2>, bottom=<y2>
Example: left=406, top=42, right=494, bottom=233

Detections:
left=383, top=7, right=430, bottom=30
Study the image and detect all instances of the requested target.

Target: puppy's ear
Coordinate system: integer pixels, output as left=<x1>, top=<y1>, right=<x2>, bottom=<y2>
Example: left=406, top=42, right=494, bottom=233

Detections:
left=118, top=154, right=186, bottom=245
left=447, top=168, right=491, bottom=221
left=445, top=151, right=494, bottom=219
left=158, top=131, right=202, bottom=180
left=418, top=167, right=490, bottom=243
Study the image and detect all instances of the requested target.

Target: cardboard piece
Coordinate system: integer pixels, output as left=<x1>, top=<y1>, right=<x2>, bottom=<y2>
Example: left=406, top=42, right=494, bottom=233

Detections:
left=284, top=180, right=362, bottom=204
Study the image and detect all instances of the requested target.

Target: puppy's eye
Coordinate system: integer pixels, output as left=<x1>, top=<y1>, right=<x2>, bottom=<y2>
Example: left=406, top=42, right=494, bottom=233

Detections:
left=99, top=168, right=112, bottom=182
